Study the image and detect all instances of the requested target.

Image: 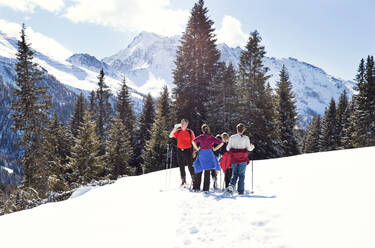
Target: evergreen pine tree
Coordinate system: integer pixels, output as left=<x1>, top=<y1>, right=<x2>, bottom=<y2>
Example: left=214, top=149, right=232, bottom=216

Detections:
left=351, top=56, right=375, bottom=147
left=207, top=62, right=239, bottom=135
left=222, top=63, right=240, bottom=133
left=303, top=116, right=322, bottom=153
left=274, top=65, right=299, bottom=156
left=106, top=114, right=134, bottom=179
left=95, top=69, right=113, bottom=155
left=68, top=111, right=104, bottom=184
left=341, top=99, right=355, bottom=149
left=89, top=90, right=96, bottom=113
left=172, top=0, right=221, bottom=133
left=158, top=86, right=172, bottom=128
left=10, top=24, right=51, bottom=193
left=236, top=30, right=277, bottom=159
left=321, top=98, right=338, bottom=151
left=142, top=88, right=171, bottom=173
left=70, top=92, right=86, bottom=138
left=116, top=77, right=135, bottom=134
left=44, top=112, right=73, bottom=191
left=336, top=90, right=349, bottom=148
left=207, top=62, right=226, bottom=134
left=95, top=69, right=113, bottom=138
left=133, top=94, right=155, bottom=173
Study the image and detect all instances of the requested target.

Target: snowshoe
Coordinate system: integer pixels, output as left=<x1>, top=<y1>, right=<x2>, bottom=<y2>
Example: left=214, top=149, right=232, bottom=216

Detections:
left=223, top=185, right=234, bottom=196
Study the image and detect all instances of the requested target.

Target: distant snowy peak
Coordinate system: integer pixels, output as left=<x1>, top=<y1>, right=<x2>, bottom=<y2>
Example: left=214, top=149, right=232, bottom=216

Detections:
left=102, top=31, right=179, bottom=66
left=101, top=31, right=180, bottom=88
left=67, top=53, right=109, bottom=72
left=217, top=43, right=242, bottom=63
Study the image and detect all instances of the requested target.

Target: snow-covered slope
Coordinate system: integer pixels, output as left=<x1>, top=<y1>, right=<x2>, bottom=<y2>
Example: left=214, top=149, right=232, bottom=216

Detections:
left=0, top=31, right=144, bottom=100
left=1, top=147, right=374, bottom=248
left=101, top=32, right=356, bottom=126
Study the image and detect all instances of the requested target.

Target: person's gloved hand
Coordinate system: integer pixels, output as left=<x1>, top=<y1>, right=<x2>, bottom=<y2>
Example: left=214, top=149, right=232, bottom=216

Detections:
left=250, top=144, right=255, bottom=151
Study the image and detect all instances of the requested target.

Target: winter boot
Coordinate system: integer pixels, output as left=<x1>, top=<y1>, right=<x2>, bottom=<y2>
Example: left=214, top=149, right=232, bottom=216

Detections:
left=213, top=177, right=218, bottom=190
left=181, top=178, right=187, bottom=188
left=226, top=184, right=234, bottom=194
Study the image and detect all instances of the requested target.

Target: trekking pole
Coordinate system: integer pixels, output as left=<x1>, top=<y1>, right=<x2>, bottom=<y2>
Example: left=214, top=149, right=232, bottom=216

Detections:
left=251, top=159, right=254, bottom=194
left=169, top=145, right=173, bottom=188
left=165, top=144, right=170, bottom=190
left=220, top=169, right=223, bottom=191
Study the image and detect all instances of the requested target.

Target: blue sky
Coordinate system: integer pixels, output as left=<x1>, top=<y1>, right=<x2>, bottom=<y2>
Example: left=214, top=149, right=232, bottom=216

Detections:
left=0, top=0, right=374, bottom=80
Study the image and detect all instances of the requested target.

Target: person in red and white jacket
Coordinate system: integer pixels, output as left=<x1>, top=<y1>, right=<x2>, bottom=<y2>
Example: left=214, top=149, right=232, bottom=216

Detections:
left=226, top=123, right=255, bottom=195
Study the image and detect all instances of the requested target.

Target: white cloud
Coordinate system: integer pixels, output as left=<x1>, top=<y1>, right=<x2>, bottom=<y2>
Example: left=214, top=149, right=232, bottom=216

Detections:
left=216, top=15, right=248, bottom=48
left=0, top=0, right=65, bottom=13
left=0, top=19, right=73, bottom=61
left=63, top=0, right=189, bottom=36
left=0, top=0, right=189, bottom=36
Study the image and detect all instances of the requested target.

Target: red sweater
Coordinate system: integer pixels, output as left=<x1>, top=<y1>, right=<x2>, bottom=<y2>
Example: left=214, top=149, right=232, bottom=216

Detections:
left=229, top=148, right=249, bottom=164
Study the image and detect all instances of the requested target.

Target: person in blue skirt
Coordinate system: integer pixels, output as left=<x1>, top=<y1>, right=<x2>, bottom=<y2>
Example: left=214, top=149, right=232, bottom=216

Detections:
left=191, top=124, right=223, bottom=192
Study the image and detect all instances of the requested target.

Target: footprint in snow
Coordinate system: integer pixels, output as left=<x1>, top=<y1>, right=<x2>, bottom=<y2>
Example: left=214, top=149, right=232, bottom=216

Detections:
left=189, top=226, right=199, bottom=234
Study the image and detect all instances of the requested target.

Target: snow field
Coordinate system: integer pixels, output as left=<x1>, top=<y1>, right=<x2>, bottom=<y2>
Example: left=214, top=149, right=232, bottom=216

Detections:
left=1, top=147, right=375, bottom=248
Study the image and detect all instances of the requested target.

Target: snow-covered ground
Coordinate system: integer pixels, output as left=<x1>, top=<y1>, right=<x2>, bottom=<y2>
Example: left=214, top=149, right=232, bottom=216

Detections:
left=1, top=147, right=375, bottom=248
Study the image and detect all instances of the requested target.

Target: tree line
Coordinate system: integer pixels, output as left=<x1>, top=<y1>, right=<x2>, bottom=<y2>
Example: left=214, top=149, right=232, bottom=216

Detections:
left=303, top=56, right=375, bottom=152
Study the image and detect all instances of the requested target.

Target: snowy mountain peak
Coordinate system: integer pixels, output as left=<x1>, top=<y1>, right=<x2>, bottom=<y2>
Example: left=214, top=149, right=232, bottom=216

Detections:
left=129, top=31, right=164, bottom=48
left=67, top=53, right=109, bottom=72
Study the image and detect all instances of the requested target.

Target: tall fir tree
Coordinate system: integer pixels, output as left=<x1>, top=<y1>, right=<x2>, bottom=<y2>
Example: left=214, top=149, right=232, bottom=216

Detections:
left=236, top=30, right=277, bottom=159
left=321, top=98, right=338, bottom=151
left=106, top=114, right=134, bottom=179
left=207, top=62, right=226, bottom=134
left=222, top=63, right=240, bottom=134
left=133, top=94, right=155, bottom=173
left=89, top=90, right=96, bottom=113
left=350, top=56, right=375, bottom=147
left=207, top=62, right=239, bottom=135
left=341, top=99, right=355, bottom=149
left=142, top=87, right=171, bottom=173
left=302, top=116, right=322, bottom=153
left=70, top=92, right=86, bottom=138
left=68, top=111, right=104, bottom=184
left=10, top=24, right=51, bottom=193
left=44, top=112, right=73, bottom=192
left=336, top=90, right=349, bottom=148
left=116, top=77, right=135, bottom=135
left=95, top=69, right=113, bottom=156
left=172, top=0, right=221, bottom=134
left=274, top=65, right=299, bottom=156
left=158, top=86, right=172, bottom=128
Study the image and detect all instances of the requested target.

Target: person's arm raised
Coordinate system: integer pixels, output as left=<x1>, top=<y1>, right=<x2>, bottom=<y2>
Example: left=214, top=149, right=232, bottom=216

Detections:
left=169, top=124, right=181, bottom=138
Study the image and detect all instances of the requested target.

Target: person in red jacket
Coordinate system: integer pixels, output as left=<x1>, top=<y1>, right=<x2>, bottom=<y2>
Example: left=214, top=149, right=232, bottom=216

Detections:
left=226, top=123, right=255, bottom=195
left=218, top=132, right=232, bottom=188
left=169, top=119, right=195, bottom=187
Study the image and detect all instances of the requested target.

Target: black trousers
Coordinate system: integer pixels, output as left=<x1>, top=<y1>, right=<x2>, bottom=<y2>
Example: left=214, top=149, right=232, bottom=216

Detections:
left=224, top=168, right=233, bottom=188
left=193, top=170, right=211, bottom=191
left=177, top=148, right=195, bottom=182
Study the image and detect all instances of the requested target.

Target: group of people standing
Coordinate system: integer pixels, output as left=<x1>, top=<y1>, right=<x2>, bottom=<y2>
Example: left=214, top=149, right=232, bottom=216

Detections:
left=169, top=119, right=255, bottom=194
